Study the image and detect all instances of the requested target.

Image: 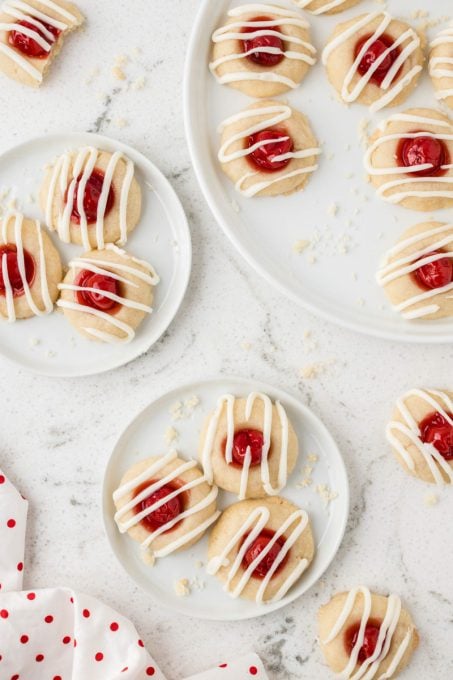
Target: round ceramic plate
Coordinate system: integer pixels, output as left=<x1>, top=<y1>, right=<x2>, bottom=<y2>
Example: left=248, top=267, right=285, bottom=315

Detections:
left=102, top=377, right=349, bottom=621
left=184, top=0, right=453, bottom=343
left=0, top=133, right=191, bottom=377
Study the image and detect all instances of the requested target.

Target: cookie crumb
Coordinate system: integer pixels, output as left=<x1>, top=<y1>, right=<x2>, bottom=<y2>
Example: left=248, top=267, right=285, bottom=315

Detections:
left=165, top=427, right=179, bottom=445
left=195, top=560, right=204, bottom=569
left=423, top=492, right=438, bottom=507
left=307, top=453, right=318, bottom=463
left=112, top=66, right=126, bottom=81
left=293, top=239, right=310, bottom=254
left=316, top=484, right=338, bottom=506
left=231, top=199, right=241, bottom=213
left=241, top=341, right=252, bottom=350
left=46, top=350, right=56, bottom=359
left=327, top=202, right=338, bottom=217
left=114, top=117, right=128, bottom=129
left=28, top=337, right=40, bottom=348
left=131, top=75, right=146, bottom=91
left=299, top=359, right=335, bottom=380
left=174, top=578, right=191, bottom=597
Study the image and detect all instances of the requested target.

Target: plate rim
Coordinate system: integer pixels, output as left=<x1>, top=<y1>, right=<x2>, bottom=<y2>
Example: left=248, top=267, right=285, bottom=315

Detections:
left=101, top=375, right=350, bottom=621
left=183, top=0, right=453, bottom=345
left=0, top=131, right=192, bottom=378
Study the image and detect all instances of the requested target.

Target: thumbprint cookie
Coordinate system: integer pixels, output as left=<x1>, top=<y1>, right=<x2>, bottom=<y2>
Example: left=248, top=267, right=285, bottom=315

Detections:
left=57, top=244, right=159, bottom=343
left=218, top=100, right=320, bottom=198
left=386, top=388, right=453, bottom=486
left=113, top=450, right=220, bottom=563
left=377, top=222, right=453, bottom=321
left=210, top=3, right=316, bottom=98
left=429, top=28, right=453, bottom=110
left=0, top=0, right=84, bottom=87
left=0, top=211, right=62, bottom=322
left=199, top=391, right=298, bottom=499
left=318, top=586, right=419, bottom=679
left=207, top=497, right=314, bottom=603
left=322, top=12, right=424, bottom=113
left=292, top=0, right=362, bottom=16
left=40, top=147, right=142, bottom=250
left=365, top=108, right=453, bottom=212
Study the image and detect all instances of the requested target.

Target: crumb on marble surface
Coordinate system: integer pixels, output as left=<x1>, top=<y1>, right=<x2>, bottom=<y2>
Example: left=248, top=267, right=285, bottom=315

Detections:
left=424, top=492, right=438, bottom=507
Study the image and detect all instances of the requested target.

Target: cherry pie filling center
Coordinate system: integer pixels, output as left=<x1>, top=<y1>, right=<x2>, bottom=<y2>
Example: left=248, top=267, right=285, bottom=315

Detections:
left=224, top=428, right=265, bottom=467
left=241, top=528, right=288, bottom=579
left=0, top=245, right=35, bottom=297
left=9, top=20, right=61, bottom=59
left=242, top=15, right=284, bottom=67
left=66, top=169, right=115, bottom=225
left=396, top=135, right=449, bottom=178
left=419, top=411, right=453, bottom=461
left=247, top=128, right=293, bottom=172
left=74, top=269, right=121, bottom=314
left=133, top=480, right=185, bottom=534
left=413, top=250, right=453, bottom=291
left=354, top=33, right=401, bottom=87
left=344, top=619, right=382, bottom=663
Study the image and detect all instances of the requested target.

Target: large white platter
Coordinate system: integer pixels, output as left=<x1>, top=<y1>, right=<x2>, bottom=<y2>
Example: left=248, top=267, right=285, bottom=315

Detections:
left=0, top=133, right=191, bottom=377
left=184, top=0, right=453, bottom=342
left=102, top=377, right=349, bottom=621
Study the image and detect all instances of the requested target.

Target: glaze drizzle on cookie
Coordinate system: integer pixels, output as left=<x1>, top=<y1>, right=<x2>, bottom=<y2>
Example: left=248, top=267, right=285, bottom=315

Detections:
left=57, top=244, right=159, bottom=343
left=210, top=4, right=316, bottom=89
left=364, top=112, right=453, bottom=205
left=377, top=223, right=453, bottom=319
left=429, top=28, right=453, bottom=102
left=0, top=0, right=79, bottom=83
left=218, top=104, right=321, bottom=197
left=386, top=389, right=453, bottom=485
left=201, top=392, right=291, bottom=499
left=322, top=586, right=414, bottom=679
left=322, top=12, right=421, bottom=113
left=44, top=147, right=135, bottom=250
left=0, top=211, right=53, bottom=322
left=113, top=450, right=221, bottom=560
left=293, top=0, right=352, bottom=15
left=207, top=504, right=309, bottom=603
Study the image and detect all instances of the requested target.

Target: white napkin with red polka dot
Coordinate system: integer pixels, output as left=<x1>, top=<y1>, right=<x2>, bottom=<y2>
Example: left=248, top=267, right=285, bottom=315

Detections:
left=0, top=466, right=269, bottom=680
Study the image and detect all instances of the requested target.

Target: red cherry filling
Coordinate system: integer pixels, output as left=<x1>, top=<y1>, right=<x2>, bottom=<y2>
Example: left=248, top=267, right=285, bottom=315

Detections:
left=355, top=33, right=400, bottom=86
left=397, top=135, right=449, bottom=177
left=242, top=15, right=284, bottom=67
left=225, top=428, right=264, bottom=467
left=345, top=620, right=382, bottom=663
left=0, top=245, right=35, bottom=297
left=413, top=251, right=453, bottom=290
left=67, top=169, right=115, bottom=225
left=74, top=269, right=121, bottom=313
left=134, top=480, right=184, bottom=534
left=9, top=20, right=60, bottom=59
left=419, top=411, right=453, bottom=461
left=242, top=528, right=288, bottom=579
left=248, top=128, right=293, bottom=172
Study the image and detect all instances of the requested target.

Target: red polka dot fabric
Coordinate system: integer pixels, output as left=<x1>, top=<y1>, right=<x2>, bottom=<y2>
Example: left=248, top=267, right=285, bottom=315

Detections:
left=0, top=468, right=165, bottom=679
left=182, top=653, right=269, bottom=679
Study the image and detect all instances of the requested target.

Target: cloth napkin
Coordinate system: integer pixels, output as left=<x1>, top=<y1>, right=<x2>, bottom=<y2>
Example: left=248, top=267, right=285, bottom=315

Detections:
left=0, top=466, right=269, bottom=680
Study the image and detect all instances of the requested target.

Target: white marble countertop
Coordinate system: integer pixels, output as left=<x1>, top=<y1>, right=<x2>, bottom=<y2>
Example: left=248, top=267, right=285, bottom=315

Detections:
left=0, top=1, right=452, bottom=678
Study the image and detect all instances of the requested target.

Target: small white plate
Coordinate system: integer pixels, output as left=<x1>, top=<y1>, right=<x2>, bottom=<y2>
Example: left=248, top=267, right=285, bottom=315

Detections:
left=102, top=377, right=349, bottom=621
left=0, top=133, right=191, bottom=377
left=184, top=0, right=453, bottom=343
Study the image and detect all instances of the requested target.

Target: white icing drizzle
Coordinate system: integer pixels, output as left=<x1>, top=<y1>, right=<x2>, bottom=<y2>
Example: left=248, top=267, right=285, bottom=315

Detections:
left=57, top=244, right=159, bottom=344
left=377, top=223, right=453, bottom=320
left=430, top=29, right=453, bottom=101
left=207, top=505, right=309, bottom=603
left=218, top=104, right=320, bottom=198
left=201, top=392, right=291, bottom=499
left=293, top=0, right=351, bottom=15
left=364, top=113, right=453, bottom=205
left=323, top=586, right=413, bottom=680
left=210, top=4, right=316, bottom=89
left=386, top=389, right=453, bottom=486
left=45, top=147, right=135, bottom=250
left=0, top=211, right=53, bottom=322
left=113, top=450, right=221, bottom=560
left=322, top=12, right=421, bottom=113
left=0, top=0, right=79, bottom=83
